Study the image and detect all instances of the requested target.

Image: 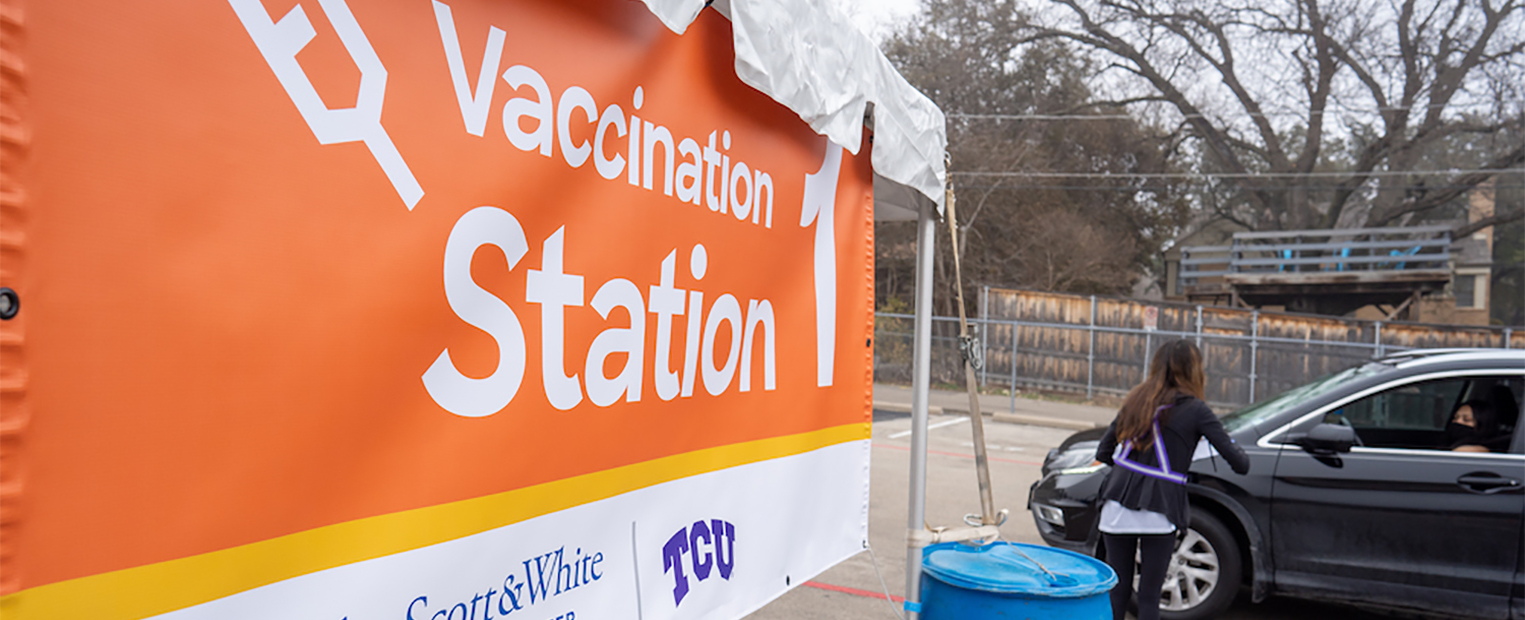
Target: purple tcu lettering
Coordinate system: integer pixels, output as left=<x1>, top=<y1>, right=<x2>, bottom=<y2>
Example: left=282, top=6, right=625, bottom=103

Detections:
left=713, top=519, right=735, bottom=580
left=690, top=520, right=714, bottom=580
left=662, top=529, right=692, bottom=605
left=663, top=519, right=737, bottom=607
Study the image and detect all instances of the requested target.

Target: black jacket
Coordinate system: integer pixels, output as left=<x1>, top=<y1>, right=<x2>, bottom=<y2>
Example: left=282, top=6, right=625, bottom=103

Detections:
left=1094, top=393, right=1250, bottom=530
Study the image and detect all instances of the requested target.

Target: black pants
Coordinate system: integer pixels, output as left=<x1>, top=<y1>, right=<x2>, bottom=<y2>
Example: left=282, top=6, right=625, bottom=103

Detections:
left=1102, top=532, right=1176, bottom=620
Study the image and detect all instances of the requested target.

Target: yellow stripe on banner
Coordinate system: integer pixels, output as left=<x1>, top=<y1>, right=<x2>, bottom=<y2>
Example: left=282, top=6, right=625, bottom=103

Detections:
left=0, top=423, right=868, bottom=620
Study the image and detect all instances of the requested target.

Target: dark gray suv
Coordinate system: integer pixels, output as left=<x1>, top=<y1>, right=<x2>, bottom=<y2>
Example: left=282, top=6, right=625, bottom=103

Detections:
left=1027, top=349, right=1525, bottom=620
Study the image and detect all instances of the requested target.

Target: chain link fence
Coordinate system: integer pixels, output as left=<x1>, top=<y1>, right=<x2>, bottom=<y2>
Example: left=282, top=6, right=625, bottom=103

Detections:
left=874, top=292, right=1519, bottom=410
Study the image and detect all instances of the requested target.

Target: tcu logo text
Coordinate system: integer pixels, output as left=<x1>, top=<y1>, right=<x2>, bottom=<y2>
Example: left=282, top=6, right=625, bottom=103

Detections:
left=662, top=519, right=736, bottom=606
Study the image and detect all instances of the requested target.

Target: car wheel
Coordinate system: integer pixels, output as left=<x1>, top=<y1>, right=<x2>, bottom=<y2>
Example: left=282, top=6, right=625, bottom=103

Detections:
left=1136, top=512, right=1242, bottom=620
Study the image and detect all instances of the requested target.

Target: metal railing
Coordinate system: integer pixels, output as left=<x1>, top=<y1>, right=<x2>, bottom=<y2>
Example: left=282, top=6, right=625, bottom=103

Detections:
left=1181, top=225, right=1452, bottom=286
left=873, top=310, right=1515, bottom=411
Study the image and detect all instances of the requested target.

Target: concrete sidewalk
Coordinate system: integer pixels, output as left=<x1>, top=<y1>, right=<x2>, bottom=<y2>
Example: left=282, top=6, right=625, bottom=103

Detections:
left=872, top=383, right=1114, bottom=431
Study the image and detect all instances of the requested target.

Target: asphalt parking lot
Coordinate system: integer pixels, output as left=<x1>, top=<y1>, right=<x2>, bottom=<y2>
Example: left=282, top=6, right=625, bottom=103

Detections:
left=745, top=406, right=1397, bottom=620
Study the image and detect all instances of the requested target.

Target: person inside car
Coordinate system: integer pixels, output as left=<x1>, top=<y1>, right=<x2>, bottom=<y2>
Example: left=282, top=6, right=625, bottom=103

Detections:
left=1445, top=400, right=1503, bottom=453
left=1488, top=384, right=1518, bottom=444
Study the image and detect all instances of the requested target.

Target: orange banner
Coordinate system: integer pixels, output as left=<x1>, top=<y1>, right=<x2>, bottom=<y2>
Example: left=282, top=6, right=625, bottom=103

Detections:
left=0, top=1, right=873, bottom=616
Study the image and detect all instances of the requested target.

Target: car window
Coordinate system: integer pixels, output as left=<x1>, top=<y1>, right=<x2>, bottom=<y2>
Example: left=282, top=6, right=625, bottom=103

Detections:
left=1314, top=376, right=1520, bottom=452
left=1221, top=362, right=1389, bottom=433
left=1330, top=378, right=1462, bottom=433
left=1480, top=377, right=1523, bottom=453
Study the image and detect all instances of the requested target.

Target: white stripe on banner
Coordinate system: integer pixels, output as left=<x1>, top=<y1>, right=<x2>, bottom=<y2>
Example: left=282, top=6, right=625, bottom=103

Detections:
left=152, top=440, right=870, bottom=620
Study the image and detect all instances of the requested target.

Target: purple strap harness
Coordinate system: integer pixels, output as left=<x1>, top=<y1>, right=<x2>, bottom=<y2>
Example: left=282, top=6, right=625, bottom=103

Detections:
left=1115, top=405, right=1187, bottom=484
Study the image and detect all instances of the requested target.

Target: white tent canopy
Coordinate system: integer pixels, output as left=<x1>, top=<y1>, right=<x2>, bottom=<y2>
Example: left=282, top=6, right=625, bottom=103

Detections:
left=638, top=0, right=947, bottom=220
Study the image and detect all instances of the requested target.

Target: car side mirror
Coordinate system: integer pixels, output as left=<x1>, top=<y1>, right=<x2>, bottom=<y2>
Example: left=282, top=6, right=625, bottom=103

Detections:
left=1298, top=423, right=1356, bottom=455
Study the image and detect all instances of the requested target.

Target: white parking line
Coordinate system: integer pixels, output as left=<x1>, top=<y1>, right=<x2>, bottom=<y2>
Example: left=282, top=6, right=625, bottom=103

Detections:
left=888, top=416, right=968, bottom=439
left=956, top=441, right=1025, bottom=452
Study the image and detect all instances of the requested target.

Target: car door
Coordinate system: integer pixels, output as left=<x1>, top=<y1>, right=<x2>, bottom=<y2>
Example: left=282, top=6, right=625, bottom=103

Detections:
left=1267, top=370, right=1524, bottom=619
left=1508, top=380, right=1525, bottom=620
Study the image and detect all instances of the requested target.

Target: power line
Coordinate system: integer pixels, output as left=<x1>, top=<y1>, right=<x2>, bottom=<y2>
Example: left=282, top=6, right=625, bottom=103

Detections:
left=954, top=112, right=1156, bottom=120
left=951, top=184, right=1525, bottom=191
left=951, top=168, right=1525, bottom=179
left=948, top=102, right=1514, bottom=122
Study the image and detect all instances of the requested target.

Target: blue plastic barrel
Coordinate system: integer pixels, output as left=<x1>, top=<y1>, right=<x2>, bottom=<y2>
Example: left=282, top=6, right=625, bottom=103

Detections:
left=918, top=541, right=1117, bottom=619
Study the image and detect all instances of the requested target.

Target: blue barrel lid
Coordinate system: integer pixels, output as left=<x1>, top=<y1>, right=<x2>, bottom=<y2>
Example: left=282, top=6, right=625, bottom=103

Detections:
left=921, top=541, right=1117, bottom=597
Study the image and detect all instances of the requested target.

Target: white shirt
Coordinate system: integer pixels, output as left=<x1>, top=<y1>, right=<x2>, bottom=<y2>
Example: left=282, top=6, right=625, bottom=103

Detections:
left=1097, top=499, right=1176, bottom=535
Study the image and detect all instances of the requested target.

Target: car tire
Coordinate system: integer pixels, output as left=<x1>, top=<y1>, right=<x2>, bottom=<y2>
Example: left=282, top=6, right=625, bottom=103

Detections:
left=1143, top=511, right=1242, bottom=620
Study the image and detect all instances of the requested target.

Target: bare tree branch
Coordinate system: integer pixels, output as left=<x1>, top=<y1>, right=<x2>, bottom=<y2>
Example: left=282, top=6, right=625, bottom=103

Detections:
left=1372, top=140, right=1525, bottom=223
left=1023, top=0, right=1521, bottom=235
left=1044, top=0, right=1273, bottom=215
left=1452, top=207, right=1525, bottom=238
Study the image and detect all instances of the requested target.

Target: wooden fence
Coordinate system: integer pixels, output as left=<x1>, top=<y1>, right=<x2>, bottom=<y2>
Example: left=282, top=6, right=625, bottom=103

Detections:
left=873, top=288, right=1520, bottom=409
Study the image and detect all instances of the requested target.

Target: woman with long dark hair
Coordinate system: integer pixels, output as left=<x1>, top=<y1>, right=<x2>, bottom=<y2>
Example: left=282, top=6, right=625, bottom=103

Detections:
left=1445, top=399, right=1504, bottom=452
left=1094, top=340, right=1249, bottom=620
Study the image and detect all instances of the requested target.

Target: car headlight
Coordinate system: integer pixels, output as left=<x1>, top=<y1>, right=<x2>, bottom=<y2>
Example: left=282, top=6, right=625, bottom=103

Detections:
left=1033, top=503, right=1066, bottom=527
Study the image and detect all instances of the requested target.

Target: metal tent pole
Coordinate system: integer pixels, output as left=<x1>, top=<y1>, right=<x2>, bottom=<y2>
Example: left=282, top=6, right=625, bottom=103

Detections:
left=1248, top=310, right=1259, bottom=403
left=980, top=285, right=990, bottom=388
left=1086, top=295, right=1096, bottom=400
left=903, top=200, right=936, bottom=619
left=1009, top=323, right=1019, bottom=414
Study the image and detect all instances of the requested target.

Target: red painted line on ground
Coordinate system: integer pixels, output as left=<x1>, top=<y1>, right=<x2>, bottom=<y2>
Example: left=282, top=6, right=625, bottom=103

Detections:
left=873, top=442, right=1044, bottom=467
left=803, top=581, right=905, bottom=603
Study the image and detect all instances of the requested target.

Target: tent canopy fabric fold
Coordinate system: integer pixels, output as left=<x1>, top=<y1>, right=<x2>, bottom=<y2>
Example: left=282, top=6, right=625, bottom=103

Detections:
left=638, top=0, right=947, bottom=217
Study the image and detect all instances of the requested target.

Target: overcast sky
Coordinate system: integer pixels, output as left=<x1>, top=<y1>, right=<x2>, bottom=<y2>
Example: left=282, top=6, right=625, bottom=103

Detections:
left=839, top=0, right=921, bottom=42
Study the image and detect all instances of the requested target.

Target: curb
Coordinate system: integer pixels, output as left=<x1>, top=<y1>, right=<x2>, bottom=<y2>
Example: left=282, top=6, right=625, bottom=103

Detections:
left=989, top=412, right=1103, bottom=431
left=871, top=401, right=943, bottom=417
left=872, top=401, right=1102, bottom=431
